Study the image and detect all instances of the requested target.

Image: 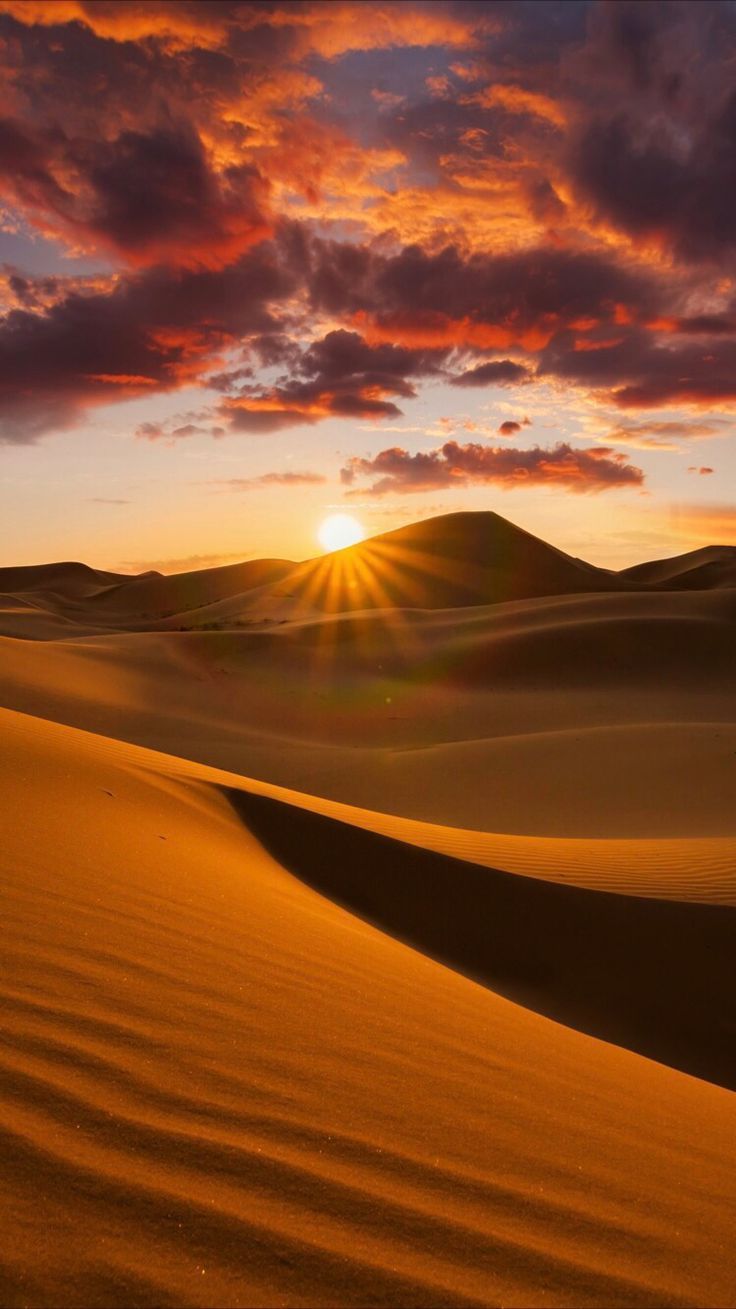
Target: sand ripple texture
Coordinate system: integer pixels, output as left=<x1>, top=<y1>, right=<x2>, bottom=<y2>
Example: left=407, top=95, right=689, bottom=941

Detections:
left=2, top=707, right=736, bottom=1308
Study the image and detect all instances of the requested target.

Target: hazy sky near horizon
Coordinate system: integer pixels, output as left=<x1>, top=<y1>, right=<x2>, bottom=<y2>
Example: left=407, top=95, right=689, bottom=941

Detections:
left=1, top=0, right=735, bottom=571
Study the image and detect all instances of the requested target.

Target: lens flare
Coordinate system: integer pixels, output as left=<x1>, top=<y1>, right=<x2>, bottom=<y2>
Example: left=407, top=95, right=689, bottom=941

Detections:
left=317, top=513, right=365, bottom=553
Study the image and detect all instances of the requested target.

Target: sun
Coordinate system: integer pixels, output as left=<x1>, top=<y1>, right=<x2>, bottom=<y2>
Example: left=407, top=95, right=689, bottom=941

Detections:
left=317, top=513, right=365, bottom=553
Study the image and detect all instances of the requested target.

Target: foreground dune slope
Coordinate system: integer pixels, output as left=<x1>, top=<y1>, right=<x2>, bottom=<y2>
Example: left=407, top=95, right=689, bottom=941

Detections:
left=2, top=707, right=736, bottom=1308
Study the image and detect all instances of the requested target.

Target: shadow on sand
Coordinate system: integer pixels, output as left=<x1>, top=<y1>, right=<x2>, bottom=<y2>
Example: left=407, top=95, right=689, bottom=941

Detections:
left=226, top=788, right=736, bottom=1091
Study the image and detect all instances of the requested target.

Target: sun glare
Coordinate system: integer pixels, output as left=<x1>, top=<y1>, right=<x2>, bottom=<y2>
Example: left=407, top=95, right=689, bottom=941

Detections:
left=317, top=513, right=365, bottom=553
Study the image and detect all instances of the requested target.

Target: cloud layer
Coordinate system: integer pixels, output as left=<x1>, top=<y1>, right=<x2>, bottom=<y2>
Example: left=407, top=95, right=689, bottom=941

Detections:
left=341, top=441, right=644, bottom=496
left=0, top=0, right=733, bottom=503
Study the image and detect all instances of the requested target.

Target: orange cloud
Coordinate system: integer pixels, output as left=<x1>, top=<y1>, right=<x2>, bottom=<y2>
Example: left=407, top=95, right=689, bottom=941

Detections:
left=573, top=336, right=625, bottom=351
left=0, top=1, right=227, bottom=49
left=464, top=83, right=568, bottom=129
left=0, top=117, right=273, bottom=270
left=355, top=310, right=558, bottom=352
left=222, top=382, right=402, bottom=430
left=613, top=303, right=635, bottom=326
left=84, top=373, right=158, bottom=386
left=250, top=2, right=489, bottom=59
left=256, top=117, right=405, bottom=207
left=342, top=440, right=644, bottom=496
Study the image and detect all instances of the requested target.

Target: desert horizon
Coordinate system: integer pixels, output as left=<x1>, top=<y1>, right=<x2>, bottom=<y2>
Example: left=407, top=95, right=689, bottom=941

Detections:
left=2, top=1, right=736, bottom=1306
left=8, top=503, right=736, bottom=580
left=2, top=505, right=736, bottom=1306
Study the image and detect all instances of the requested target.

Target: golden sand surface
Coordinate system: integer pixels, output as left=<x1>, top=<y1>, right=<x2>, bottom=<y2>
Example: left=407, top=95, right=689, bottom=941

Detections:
left=1, top=513, right=735, bottom=1306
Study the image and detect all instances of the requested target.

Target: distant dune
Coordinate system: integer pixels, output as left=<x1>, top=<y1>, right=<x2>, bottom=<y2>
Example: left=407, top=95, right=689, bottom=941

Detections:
left=1, top=511, right=735, bottom=1307
left=91, top=557, right=297, bottom=618
left=620, top=544, right=736, bottom=590
left=0, top=511, right=614, bottom=620
left=3, top=513, right=735, bottom=642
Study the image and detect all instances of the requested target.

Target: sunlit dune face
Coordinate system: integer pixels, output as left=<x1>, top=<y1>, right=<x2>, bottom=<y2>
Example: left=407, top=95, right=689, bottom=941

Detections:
left=317, top=513, right=365, bottom=553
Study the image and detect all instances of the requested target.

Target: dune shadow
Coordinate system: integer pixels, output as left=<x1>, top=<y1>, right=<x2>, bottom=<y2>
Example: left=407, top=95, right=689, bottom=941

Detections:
left=225, top=789, right=736, bottom=1090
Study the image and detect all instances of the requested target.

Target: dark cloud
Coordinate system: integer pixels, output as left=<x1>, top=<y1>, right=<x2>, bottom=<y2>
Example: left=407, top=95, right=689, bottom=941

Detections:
left=341, top=440, right=644, bottom=496
left=539, top=330, right=736, bottom=408
left=566, top=1, right=736, bottom=263
left=299, top=328, right=446, bottom=382
left=79, top=124, right=270, bottom=268
left=1, top=0, right=736, bottom=468
left=688, top=466, right=714, bottom=475
left=309, top=239, right=660, bottom=351
left=0, top=244, right=295, bottom=442
left=0, top=116, right=270, bottom=269
left=450, top=359, right=530, bottom=387
left=218, top=328, right=449, bottom=433
left=569, top=108, right=736, bottom=263
left=498, top=420, right=521, bottom=436
left=135, top=422, right=164, bottom=442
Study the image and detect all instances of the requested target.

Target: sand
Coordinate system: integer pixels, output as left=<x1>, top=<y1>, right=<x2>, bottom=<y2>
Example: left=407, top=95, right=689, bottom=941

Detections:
left=1, top=511, right=735, bottom=1306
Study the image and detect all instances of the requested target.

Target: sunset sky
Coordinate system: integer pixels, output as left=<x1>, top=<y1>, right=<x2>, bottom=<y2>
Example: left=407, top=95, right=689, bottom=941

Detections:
left=1, top=0, right=735, bottom=571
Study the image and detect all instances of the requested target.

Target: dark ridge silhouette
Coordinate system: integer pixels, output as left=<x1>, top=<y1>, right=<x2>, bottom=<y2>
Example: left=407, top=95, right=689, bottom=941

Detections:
left=2, top=515, right=735, bottom=635
left=0, top=561, right=129, bottom=597
left=90, top=557, right=296, bottom=616
left=227, top=789, right=736, bottom=1092
left=620, top=544, right=736, bottom=590
left=282, top=510, right=631, bottom=611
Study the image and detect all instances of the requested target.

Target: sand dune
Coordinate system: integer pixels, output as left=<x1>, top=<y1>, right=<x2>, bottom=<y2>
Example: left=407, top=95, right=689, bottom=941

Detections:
left=275, top=511, right=629, bottom=614
left=0, top=583, right=733, bottom=838
left=2, top=510, right=735, bottom=1306
left=0, top=560, right=128, bottom=597
left=621, top=544, right=736, bottom=589
left=91, top=557, right=296, bottom=619
left=0, top=511, right=649, bottom=639
left=2, top=512, right=735, bottom=649
left=3, top=706, right=736, bottom=1308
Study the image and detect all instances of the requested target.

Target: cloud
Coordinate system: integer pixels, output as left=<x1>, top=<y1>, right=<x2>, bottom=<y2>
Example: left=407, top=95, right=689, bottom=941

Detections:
left=599, top=420, right=729, bottom=451
left=1, top=0, right=736, bottom=468
left=0, top=2, right=230, bottom=51
left=463, top=82, right=567, bottom=129
left=223, top=392, right=402, bottom=433
left=242, top=2, right=486, bottom=61
left=0, top=117, right=271, bottom=269
left=540, top=332, right=736, bottom=409
left=569, top=93, right=736, bottom=265
left=498, top=420, right=522, bottom=436
left=562, top=0, right=736, bottom=264
left=212, top=471, right=327, bottom=489
left=450, top=359, right=530, bottom=387
left=0, top=0, right=483, bottom=59
left=310, top=241, right=659, bottom=353
left=87, top=497, right=130, bottom=504
left=688, top=466, right=714, bottom=475
left=217, top=328, right=449, bottom=433
left=0, top=245, right=295, bottom=442
left=341, top=441, right=644, bottom=496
